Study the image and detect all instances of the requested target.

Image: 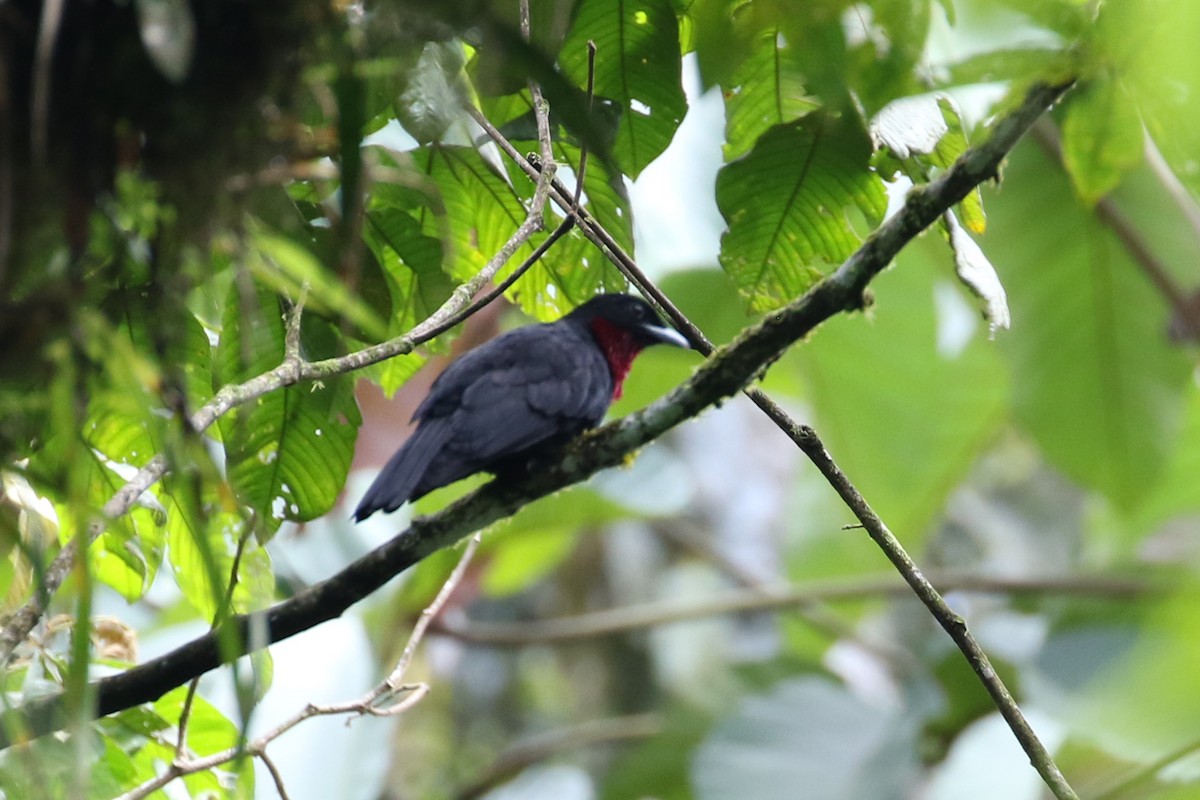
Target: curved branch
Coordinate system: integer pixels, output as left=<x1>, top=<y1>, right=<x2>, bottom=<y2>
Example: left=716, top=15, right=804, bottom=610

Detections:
left=0, top=80, right=1073, bottom=749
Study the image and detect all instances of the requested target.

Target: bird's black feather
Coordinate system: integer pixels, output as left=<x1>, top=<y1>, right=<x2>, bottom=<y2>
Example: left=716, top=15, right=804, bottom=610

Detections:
left=353, top=294, right=688, bottom=521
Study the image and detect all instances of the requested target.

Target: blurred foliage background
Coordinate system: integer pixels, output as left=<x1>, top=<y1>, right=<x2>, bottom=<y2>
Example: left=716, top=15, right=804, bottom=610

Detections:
left=1, top=0, right=1199, bottom=798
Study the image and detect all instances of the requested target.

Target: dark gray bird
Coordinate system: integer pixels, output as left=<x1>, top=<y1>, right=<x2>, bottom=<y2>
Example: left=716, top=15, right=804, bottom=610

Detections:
left=354, top=294, right=690, bottom=520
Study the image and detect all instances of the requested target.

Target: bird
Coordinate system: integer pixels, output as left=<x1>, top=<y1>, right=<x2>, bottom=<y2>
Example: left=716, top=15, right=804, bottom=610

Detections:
left=354, top=293, right=691, bottom=521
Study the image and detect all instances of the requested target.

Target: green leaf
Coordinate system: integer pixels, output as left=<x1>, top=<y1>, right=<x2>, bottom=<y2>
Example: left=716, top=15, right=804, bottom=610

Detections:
left=516, top=232, right=631, bottom=320
left=793, top=243, right=1010, bottom=542
left=361, top=205, right=453, bottom=395
left=1113, top=0, right=1200, bottom=201
left=501, top=138, right=632, bottom=317
left=554, top=140, right=636, bottom=255
left=0, top=732, right=133, bottom=799
left=1112, top=385, right=1200, bottom=541
left=722, top=29, right=818, bottom=161
left=687, top=0, right=774, bottom=90
left=560, top=0, right=687, bottom=178
left=481, top=487, right=630, bottom=595
left=988, top=146, right=1193, bottom=508
left=931, top=96, right=986, bottom=234
left=481, top=527, right=581, bottom=596
left=716, top=115, right=887, bottom=312
left=214, top=285, right=362, bottom=528
left=112, top=300, right=215, bottom=416
left=378, top=144, right=531, bottom=284
left=1061, top=77, right=1145, bottom=206
left=395, top=41, right=469, bottom=144
left=155, top=685, right=254, bottom=794
left=939, top=47, right=1072, bottom=89
left=248, top=227, right=389, bottom=341
left=165, top=497, right=274, bottom=620
left=73, top=392, right=170, bottom=601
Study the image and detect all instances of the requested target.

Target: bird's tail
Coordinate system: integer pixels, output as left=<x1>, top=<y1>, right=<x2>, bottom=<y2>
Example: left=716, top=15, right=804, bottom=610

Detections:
left=353, top=420, right=453, bottom=521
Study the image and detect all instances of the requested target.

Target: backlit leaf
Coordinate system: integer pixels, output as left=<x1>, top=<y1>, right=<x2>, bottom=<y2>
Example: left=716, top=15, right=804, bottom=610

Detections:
left=717, top=115, right=886, bottom=312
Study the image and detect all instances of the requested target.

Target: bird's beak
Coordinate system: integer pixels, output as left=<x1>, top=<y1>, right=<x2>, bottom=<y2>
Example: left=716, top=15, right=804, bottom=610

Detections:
left=639, top=322, right=692, bottom=349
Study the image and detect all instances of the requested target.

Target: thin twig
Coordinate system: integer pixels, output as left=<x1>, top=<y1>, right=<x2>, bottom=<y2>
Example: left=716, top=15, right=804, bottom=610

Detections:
left=521, top=0, right=553, bottom=173
left=572, top=41, right=597, bottom=211
left=283, top=285, right=309, bottom=364
left=175, top=526, right=255, bottom=761
left=1144, top=136, right=1200, bottom=249
left=118, top=534, right=480, bottom=800
left=259, top=750, right=292, bottom=800
left=367, top=533, right=481, bottom=710
left=799, top=429, right=1079, bottom=799
left=653, top=520, right=891, bottom=658
left=434, top=571, right=1149, bottom=645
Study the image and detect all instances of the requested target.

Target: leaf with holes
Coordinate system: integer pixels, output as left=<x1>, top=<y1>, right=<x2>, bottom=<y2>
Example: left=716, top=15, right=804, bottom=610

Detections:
left=560, top=0, right=687, bottom=178
left=214, top=286, right=361, bottom=530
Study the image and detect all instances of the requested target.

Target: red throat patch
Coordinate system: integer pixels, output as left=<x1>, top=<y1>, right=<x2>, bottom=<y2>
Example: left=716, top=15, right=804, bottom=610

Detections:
left=589, top=318, right=644, bottom=400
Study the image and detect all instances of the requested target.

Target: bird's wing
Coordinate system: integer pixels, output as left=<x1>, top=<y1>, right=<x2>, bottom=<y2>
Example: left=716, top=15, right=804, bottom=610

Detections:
left=433, top=330, right=611, bottom=464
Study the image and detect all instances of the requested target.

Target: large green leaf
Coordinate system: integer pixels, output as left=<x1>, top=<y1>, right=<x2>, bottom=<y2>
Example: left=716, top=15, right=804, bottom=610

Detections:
left=248, top=228, right=389, bottom=342
left=1110, top=385, right=1200, bottom=543
left=164, top=497, right=274, bottom=621
left=722, top=29, right=818, bottom=161
left=154, top=685, right=256, bottom=795
left=560, top=0, right=687, bottom=178
left=66, top=391, right=169, bottom=602
left=716, top=115, right=887, bottom=312
left=1061, top=77, right=1144, bottom=206
left=554, top=140, right=636, bottom=255
left=501, top=137, right=632, bottom=317
left=1115, top=0, right=1200, bottom=201
left=794, top=243, right=1011, bottom=542
left=987, top=146, right=1193, bottom=509
left=377, top=144, right=535, bottom=285
left=214, top=285, right=362, bottom=529
left=362, top=205, right=453, bottom=395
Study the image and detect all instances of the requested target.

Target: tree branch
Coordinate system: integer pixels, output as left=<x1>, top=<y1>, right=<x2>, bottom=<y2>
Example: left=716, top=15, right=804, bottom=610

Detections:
left=0, top=81, right=1073, bottom=761
left=433, top=571, right=1149, bottom=646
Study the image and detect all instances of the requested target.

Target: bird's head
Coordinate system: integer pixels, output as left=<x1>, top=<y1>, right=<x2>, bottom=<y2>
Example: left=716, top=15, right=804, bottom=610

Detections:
left=568, top=294, right=691, bottom=399
left=569, top=294, right=691, bottom=349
